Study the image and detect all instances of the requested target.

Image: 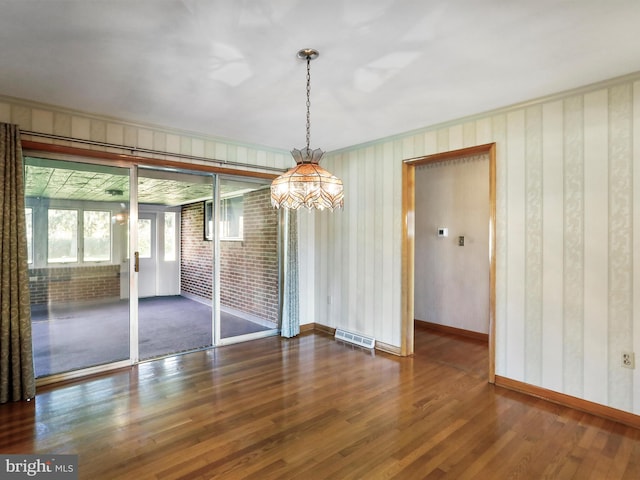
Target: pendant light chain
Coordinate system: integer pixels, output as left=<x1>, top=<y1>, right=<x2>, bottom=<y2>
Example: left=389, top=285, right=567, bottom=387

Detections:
left=305, top=56, right=311, bottom=154
left=270, top=48, right=344, bottom=211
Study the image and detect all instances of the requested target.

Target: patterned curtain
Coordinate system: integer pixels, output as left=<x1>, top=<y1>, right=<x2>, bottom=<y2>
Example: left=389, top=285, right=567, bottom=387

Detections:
left=0, top=123, right=35, bottom=403
left=280, top=209, right=299, bottom=338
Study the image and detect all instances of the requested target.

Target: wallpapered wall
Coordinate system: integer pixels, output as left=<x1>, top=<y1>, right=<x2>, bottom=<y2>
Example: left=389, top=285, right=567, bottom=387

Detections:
left=0, top=98, right=290, bottom=171
left=3, top=72, right=640, bottom=414
left=312, top=75, right=640, bottom=414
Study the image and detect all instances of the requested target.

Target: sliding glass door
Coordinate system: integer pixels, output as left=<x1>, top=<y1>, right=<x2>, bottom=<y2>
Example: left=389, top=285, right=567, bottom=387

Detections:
left=136, top=167, right=215, bottom=360
left=26, top=155, right=282, bottom=379
left=216, top=177, right=280, bottom=343
left=25, top=156, right=131, bottom=378
left=134, top=170, right=280, bottom=356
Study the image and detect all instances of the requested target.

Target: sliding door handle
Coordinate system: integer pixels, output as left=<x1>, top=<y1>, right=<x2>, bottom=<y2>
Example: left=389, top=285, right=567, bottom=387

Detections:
left=134, top=251, right=140, bottom=273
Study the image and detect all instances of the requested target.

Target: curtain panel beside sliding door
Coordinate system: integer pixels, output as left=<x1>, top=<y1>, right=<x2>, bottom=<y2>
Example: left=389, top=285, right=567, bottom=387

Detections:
left=0, top=123, right=35, bottom=403
left=281, top=210, right=299, bottom=338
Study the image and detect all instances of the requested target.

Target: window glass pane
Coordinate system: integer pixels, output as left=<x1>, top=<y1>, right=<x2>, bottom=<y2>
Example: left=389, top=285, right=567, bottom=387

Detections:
left=84, top=210, right=111, bottom=262
left=48, top=209, right=78, bottom=263
left=25, top=208, right=33, bottom=264
left=164, top=212, right=176, bottom=261
left=138, top=219, right=151, bottom=258
left=204, top=201, right=213, bottom=241
left=26, top=156, right=130, bottom=379
left=216, top=181, right=279, bottom=339
left=220, top=196, right=244, bottom=240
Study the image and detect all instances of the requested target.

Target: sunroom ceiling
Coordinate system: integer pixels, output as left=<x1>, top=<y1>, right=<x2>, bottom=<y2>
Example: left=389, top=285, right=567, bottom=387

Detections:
left=24, top=157, right=264, bottom=205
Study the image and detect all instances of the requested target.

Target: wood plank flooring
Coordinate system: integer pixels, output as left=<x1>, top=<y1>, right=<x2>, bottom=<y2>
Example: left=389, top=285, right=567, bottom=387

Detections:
left=2, top=329, right=640, bottom=479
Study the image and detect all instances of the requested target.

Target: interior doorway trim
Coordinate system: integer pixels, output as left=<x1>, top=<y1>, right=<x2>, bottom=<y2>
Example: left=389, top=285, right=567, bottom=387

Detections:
left=402, top=143, right=496, bottom=383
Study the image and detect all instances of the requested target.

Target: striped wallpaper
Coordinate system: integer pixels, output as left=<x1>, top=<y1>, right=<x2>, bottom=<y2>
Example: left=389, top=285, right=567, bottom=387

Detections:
left=2, top=71, right=640, bottom=415
left=0, top=97, right=290, bottom=171
left=309, top=74, right=640, bottom=414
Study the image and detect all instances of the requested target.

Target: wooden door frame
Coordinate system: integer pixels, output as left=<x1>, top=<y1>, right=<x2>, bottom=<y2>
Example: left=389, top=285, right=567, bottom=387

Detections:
left=401, top=143, right=496, bottom=383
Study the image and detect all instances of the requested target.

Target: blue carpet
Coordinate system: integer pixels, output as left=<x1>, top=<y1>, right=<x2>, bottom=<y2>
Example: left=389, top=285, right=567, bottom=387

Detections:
left=31, top=295, right=274, bottom=377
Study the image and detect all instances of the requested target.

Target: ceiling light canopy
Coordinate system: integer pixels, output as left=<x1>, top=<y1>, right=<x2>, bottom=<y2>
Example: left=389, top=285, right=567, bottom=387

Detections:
left=271, top=49, right=344, bottom=211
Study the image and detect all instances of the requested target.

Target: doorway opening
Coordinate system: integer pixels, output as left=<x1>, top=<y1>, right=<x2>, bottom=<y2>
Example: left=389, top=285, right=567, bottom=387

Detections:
left=402, top=143, right=496, bottom=382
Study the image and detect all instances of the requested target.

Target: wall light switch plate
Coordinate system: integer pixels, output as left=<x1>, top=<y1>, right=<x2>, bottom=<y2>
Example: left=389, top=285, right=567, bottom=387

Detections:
left=437, top=228, right=448, bottom=237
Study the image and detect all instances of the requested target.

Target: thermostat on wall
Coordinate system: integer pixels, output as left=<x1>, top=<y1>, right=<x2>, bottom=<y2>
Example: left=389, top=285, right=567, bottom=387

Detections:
left=437, top=227, right=448, bottom=237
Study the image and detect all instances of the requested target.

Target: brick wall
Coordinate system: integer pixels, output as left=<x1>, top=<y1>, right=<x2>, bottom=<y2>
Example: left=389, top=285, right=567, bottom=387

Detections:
left=29, top=265, right=121, bottom=305
left=180, top=189, right=279, bottom=325
left=180, top=202, right=213, bottom=300
left=219, top=189, right=279, bottom=324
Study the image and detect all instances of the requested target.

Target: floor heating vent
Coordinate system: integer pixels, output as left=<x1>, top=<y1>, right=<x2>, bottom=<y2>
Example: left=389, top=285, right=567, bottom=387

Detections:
left=335, top=329, right=375, bottom=349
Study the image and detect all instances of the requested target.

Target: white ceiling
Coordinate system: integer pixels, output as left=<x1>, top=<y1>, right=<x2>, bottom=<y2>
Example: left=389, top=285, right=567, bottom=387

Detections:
left=2, top=1, right=640, bottom=152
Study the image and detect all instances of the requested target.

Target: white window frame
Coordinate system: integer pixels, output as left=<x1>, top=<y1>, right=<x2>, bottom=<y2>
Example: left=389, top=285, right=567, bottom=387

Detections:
left=25, top=199, right=124, bottom=268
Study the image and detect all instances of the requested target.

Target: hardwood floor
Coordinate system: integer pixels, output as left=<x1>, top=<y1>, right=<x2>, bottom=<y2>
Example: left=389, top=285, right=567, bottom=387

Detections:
left=2, top=329, right=640, bottom=479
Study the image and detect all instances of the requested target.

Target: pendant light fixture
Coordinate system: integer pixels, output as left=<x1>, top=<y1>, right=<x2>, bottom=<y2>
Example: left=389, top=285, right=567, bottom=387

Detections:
left=271, top=49, right=344, bottom=211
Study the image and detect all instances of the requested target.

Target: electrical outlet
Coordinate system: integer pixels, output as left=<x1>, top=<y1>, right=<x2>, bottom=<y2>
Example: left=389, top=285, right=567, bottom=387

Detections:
left=622, top=352, right=635, bottom=369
